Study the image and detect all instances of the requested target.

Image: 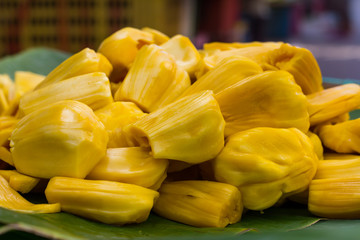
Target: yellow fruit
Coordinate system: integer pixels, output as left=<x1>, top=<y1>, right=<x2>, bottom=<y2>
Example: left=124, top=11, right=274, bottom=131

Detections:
left=10, top=100, right=108, bottom=179
left=153, top=180, right=243, bottom=227
left=45, top=176, right=159, bottom=224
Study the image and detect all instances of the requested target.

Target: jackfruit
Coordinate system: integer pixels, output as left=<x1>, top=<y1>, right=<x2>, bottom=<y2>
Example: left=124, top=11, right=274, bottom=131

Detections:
left=35, top=48, right=112, bottom=89
left=142, top=27, right=169, bottom=45
left=180, top=56, right=263, bottom=97
left=316, top=118, right=360, bottom=154
left=123, top=90, right=225, bottom=164
left=264, top=43, right=323, bottom=94
left=114, top=44, right=190, bottom=112
left=153, top=180, right=243, bottom=227
left=161, top=35, right=201, bottom=77
left=19, top=72, right=113, bottom=116
left=0, top=175, right=60, bottom=213
left=306, top=131, right=323, bottom=160
left=308, top=177, right=360, bottom=219
left=10, top=100, right=108, bottom=179
left=98, top=27, right=154, bottom=82
left=0, top=170, right=40, bottom=193
left=45, top=176, right=159, bottom=224
left=215, top=70, right=309, bottom=136
left=87, top=147, right=168, bottom=190
left=307, top=84, right=360, bottom=126
left=213, top=127, right=318, bottom=210
left=14, top=71, right=45, bottom=97
left=315, top=154, right=360, bottom=179
left=94, top=102, right=146, bottom=148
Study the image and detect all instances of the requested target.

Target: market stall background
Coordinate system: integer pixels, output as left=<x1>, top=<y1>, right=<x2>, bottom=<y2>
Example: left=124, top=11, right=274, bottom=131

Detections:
left=1, top=0, right=360, bottom=80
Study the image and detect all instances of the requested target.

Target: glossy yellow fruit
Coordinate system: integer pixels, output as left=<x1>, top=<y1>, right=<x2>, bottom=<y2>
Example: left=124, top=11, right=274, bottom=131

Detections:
left=316, top=118, right=360, bottom=154
left=215, top=70, right=309, bottom=136
left=45, top=177, right=159, bottom=224
left=307, top=84, right=360, bottom=126
left=124, top=90, right=225, bottom=164
left=0, top=175, right=60, bottom=213
left=87, top=147, right=168, bottom=190
left=114, top=44, right=190, bottom=112
left=19, top=72, right=113, bottom=116
left=10, top=100, right=108, bottom=179
left=98, top=27, right=154, bottom=81
left=94, top=102, right=146, bottom=147
left=153, top=180, right=243, bottom=227
left=36, top=48, right=112, bottom=89
left=214, top=127, right=318, bottom=210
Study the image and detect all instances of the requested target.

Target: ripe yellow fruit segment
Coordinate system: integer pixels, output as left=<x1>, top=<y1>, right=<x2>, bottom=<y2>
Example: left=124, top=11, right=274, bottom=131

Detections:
left=45, top=177, right=159, bottom=224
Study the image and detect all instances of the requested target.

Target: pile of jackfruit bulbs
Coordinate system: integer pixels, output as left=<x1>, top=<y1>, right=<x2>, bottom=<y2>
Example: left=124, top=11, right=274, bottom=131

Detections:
left=0, top=26, right=360, bottom=228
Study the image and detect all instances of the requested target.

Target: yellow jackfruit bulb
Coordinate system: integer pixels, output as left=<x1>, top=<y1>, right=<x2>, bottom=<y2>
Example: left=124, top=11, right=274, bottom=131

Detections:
left=45, top=176, right=159, bottom=224
left=36, top=48, right=112, bottom=89
left=308, top=178, right=360, bottom=219
left=142, top=27, right=169, bottom=45
left=315, top=154, right=360, bottom=179
left=0, top=89, right=9, bottom=115
left=203, top=41, right=283, bottom=51
left=0, top=175, right=60, bottom=213
left=307, top=84, right=360, bottom=126
left=114, top=44, right=191, bottom=112
left=98, top=27, right=154, bottom=82
left=323, top=153, right=360, bottom=160
left=214, top=127, right=318, bottom=211
left=306, top=131, right=323, bottom=160
left=19, top=72, right=113, bottom=116
left=215, top=70, right=309, bottom=137
left=10, top=100, right=108, bottom=179
left=161, top=35, right=201, bottom=78
left=0, top=146, right=13, bottom=166
left=201, top=42, right=282, bottom=71
left=0, top=74, right=15, bottom=102
left=180, top=56, right=263, bottom=97
left=95, top=102, right=146, bottom=148
left=316, top=118, right=360, bottom=154
left=123, top=90, right=225, bottom=164
left=14, top=71, right=45, bottom=97
left=264, top=43, right=323, bottom=94
left=87, top=147, right=168, bottom=190
left=0, top=170, right=40, bottom=194
left=153, top=180, right=243, bottom=228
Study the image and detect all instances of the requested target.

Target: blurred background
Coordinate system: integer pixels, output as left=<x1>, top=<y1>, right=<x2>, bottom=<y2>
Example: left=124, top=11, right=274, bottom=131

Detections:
left=0, top=0, right=359, bottom=79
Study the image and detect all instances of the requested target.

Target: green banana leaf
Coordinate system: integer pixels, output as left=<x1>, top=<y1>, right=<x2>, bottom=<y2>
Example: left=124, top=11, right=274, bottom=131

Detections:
left=0, top=48, right=358, bottom=240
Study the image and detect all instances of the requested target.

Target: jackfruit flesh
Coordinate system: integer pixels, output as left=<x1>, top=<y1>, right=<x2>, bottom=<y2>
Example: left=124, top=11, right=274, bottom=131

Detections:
left=19, top=72, right=113, bottom=116
left=0, top=175, right=60, bottom=213
left=308, top=177, right=360, bottom=219
left=45, top=176, right=159, bottom=224
left=142, top=27, right=169, bottom=45
left=36, top=48, right=112, bottom=89
left=306, top=131, right=323, bottom=160
left=180, top=56, right=263, bottom=97
left=10, top=100, right=108, bottom=179
left=87, top=147, right=168, bottom=190
left=215, top=70, right=309, bottom=137
left=123, top=90, right=225, bottom=164
left=307, top=84, right=360, bottom=126
left=316, top=118, right=360, bottom=154
left=161, top=35, right=201, bottom=77
left=153, top=180, right=243, bottom=228
left=0, top=170, right=40, bottom=193
left=114, top=44, right=191, bottom=112
left=315, top=155, right=360, bottom=179
left=98, top=27, right=154, bottom=82
left=94, top=102, right=146, bottom=147
left=214, top=127, right=318, bottom=210
left=14, top=71, right=45, bottom=97
left=264, top=43, right=323, bottom=94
